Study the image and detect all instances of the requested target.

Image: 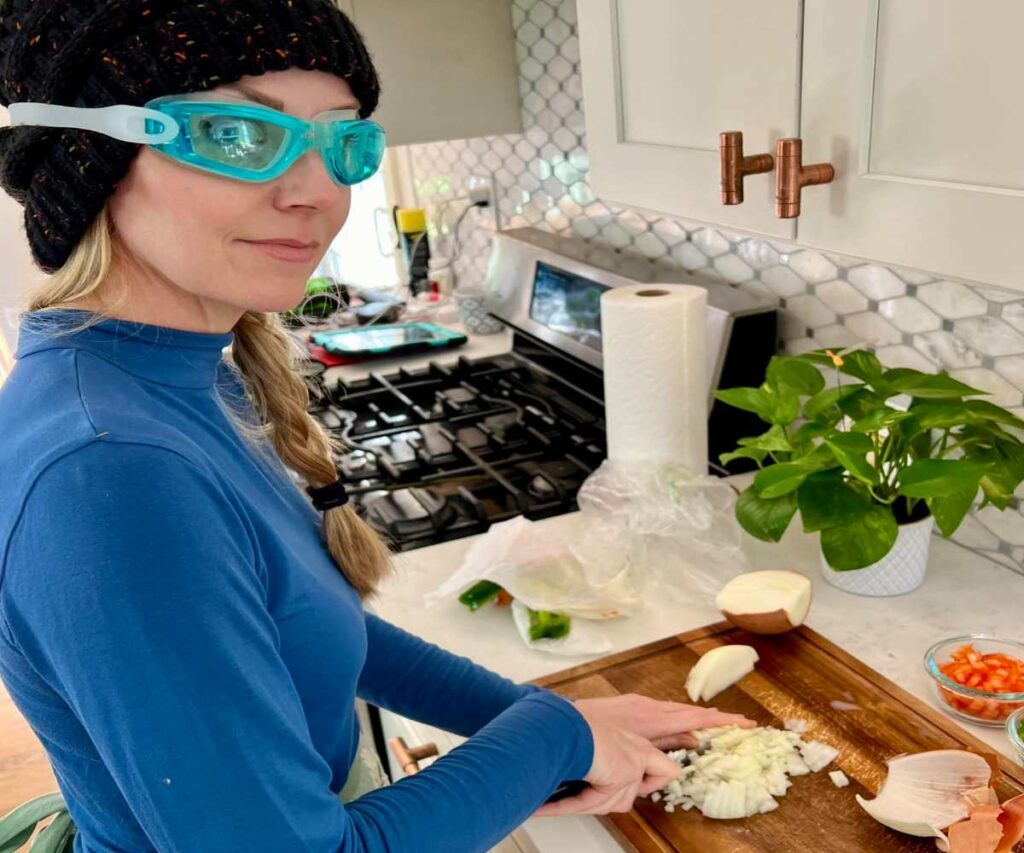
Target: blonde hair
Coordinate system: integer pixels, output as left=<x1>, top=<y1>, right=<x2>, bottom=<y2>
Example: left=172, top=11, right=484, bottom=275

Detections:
left=26, top=208, right=391, bottom=598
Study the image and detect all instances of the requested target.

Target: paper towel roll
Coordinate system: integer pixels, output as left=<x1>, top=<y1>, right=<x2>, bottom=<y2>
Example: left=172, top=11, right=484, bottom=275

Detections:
left=601, top=284, right=708, bottom=472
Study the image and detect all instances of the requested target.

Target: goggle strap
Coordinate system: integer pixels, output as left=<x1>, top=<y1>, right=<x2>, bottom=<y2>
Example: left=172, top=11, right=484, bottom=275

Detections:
left=7, top=103, right=180, bottom=144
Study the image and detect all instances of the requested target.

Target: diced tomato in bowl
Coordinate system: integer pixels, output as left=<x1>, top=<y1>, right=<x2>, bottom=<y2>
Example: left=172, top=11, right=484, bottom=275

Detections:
left=925, top=636, right=1024, bottom=727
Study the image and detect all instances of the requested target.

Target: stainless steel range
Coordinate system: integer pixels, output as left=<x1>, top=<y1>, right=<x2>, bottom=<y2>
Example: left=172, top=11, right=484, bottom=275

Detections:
left=306, top=228, right=777, bottom=552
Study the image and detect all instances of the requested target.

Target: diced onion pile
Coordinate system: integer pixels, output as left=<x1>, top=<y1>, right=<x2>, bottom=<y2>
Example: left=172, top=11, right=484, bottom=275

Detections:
left=654, top=724, right=839, bottom=820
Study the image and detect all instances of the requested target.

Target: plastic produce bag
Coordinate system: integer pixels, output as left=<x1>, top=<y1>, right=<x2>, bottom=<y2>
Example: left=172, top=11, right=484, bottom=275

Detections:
left=509, top=599, right=613, bottom=656
left=428, top=514, right=642, bottom=620
left=571, top=460, right=748, bottom=601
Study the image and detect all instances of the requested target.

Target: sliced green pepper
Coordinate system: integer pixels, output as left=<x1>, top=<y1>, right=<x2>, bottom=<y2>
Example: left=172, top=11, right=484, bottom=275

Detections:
left=458, top=580, right=503, bottom=612
left=527, top=608, right=571, bottom=642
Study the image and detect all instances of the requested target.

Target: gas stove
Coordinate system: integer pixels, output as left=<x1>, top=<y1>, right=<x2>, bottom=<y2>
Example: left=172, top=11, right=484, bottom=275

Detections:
left=304, top=227, right=777, bottom=552
left=307, top=334, right=607, bottom=551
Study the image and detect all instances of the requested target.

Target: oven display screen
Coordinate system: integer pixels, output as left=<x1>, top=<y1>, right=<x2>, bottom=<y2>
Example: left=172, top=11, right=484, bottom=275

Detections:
left=529, top=261, right=609, bottom=352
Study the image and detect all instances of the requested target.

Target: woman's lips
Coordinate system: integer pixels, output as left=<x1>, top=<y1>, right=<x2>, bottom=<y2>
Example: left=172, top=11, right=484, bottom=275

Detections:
left=239, top=240, right=317, bottom=263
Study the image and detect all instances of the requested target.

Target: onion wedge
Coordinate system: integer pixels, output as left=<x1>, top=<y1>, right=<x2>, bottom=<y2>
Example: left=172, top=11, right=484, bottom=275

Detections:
left=684, top=645, right=759, bottom=703
left=856, top=750, right=992, bottom=838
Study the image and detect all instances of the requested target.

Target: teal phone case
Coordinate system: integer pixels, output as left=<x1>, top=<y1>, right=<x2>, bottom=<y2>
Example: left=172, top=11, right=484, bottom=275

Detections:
left=312, top=322, right=468, bottom=358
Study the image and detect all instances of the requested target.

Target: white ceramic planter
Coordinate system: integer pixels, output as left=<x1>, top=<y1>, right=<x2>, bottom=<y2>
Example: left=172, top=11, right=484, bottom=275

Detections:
left=820, top=514, right=935, bottom=597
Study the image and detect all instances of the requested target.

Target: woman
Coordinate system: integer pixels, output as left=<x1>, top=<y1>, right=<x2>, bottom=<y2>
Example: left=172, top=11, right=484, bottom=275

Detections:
left=0, top=2, right=751, bottom=850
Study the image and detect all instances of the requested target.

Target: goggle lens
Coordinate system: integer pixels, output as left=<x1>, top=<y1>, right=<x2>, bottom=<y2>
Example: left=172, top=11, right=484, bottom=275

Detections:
left=187, top=113, right=290, bottom=171
left=324, top=123, right=386, bottom=186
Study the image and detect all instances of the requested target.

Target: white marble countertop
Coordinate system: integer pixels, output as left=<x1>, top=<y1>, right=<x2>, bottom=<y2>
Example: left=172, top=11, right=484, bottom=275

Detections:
left=371, top=494, right=1023, bottom=762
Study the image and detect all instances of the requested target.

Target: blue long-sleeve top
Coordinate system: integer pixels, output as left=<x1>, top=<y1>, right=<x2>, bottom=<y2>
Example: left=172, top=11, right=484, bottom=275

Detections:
left=0, top=309, right=593, bottom=852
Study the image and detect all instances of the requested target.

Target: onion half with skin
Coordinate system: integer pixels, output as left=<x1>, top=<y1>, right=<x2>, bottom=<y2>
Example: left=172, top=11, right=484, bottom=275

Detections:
left=856, top=751, right=992, bottom=839
left=716, top=570, right=812, bottom=635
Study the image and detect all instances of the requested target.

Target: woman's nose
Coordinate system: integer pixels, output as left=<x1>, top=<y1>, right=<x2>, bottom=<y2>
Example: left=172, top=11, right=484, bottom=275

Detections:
left=274, top=148, right=344, bottom=211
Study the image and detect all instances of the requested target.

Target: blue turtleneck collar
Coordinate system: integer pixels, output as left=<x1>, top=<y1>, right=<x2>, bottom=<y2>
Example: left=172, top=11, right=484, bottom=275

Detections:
left=14, top=309, right=235, bottom=390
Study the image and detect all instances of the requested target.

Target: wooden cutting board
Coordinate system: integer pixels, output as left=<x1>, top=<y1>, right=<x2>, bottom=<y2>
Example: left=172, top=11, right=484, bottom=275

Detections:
left=534, top=622, right=1024, bottom=852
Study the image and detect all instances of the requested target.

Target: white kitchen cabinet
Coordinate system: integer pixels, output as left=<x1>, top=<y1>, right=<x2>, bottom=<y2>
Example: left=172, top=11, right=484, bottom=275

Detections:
left=578, top=0, right=1024, bottom=290
left=799, top=0, right=1024, bottom=290
left=577, top=0, right=802, bottom=239
left=337, top=0, right=522, bottom=146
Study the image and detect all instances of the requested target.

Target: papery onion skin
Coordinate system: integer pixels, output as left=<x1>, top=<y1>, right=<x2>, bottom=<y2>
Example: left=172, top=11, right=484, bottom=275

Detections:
left=856, top=750, right=992, bottom=838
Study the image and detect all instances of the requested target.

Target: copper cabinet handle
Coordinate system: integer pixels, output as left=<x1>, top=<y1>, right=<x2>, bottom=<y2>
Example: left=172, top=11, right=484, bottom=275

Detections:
left=389, top=736, right=439, bottom=776
left=774, top=137, right=835, bottom=218
left=719, top=131, right=774, bottom=205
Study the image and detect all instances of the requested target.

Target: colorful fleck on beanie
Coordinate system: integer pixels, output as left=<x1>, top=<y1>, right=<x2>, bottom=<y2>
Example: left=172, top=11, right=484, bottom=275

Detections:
left=0, top=0, right=381, bottom=273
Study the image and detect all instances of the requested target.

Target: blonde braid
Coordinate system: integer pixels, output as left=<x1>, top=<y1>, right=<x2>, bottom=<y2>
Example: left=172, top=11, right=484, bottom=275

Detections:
left=230, top=310, right=391, bottom=598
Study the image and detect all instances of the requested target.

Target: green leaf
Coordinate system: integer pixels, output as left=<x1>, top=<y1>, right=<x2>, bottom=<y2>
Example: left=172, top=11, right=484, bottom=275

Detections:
left=714, top=387, right=777, bottom=423
left=850, top=407, right=913, bottom=434
left=754, top=462, right=812, bottom=498
left=964, top=399, right=1024, bottom=430
left=902, top=400, right=974, bottom=437
left=803, top=384, right=865, bottom=423
left=719, top=446, right=768, bottom=467
left=737, top=424, right=793, bottom=453
left=928, top=489, right=977, bottom=538
left=796, top=468, right=872, bottom=532
left=715, top=385, right=799, bottom=426
left=767, top=356, right=825, bottom=396
left=898, top=459, right=992, bottom=498
left=973, top=444, right=1024, bottom=509
left=824, top=432, right=878, bottom=484
left=883, top=368, right=984, bottom=399
left=797, top=349, right=884, bottom=384
left=840, top=350, right=886, bottom=384
left=836, top=387, right=885, bottom=421
left=735, top=486, right=798, bottom=543
left=791, top=421, right=831, bottom=447
left=820, top=505, right=899, bottom=571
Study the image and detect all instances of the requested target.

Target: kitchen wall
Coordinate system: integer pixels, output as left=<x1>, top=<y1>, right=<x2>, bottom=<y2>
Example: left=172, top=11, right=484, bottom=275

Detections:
left=403, top=0, right=1024, bottom=575
left=0, top=191, right=40, bottom=382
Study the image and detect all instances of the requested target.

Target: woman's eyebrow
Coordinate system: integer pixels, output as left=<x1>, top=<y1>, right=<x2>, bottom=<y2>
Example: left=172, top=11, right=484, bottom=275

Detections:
left=222, top=83, right=359, bottom=112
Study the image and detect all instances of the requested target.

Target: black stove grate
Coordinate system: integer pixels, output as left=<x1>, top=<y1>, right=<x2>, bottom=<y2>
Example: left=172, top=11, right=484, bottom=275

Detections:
left=307, top=352, right=606, bottom=551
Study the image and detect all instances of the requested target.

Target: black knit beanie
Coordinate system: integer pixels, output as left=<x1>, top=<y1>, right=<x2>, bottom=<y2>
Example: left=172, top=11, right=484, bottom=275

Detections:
left=0, top=0, right=381, bottom=273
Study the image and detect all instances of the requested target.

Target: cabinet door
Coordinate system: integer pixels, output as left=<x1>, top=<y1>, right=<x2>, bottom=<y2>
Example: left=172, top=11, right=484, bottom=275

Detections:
left=577, top=0, right=802, bottom=238
left=800, top=0, right=1024, bottom=291
left=348, top=0, right=522, bottom=146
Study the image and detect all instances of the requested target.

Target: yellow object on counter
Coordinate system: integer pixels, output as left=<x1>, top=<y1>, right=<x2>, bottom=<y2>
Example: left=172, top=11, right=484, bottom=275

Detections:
left=396, top=207, right=427, bottom=234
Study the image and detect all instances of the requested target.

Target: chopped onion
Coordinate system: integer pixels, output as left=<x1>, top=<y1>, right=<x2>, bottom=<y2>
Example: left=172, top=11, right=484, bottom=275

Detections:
left=801, top=740, right=840, bottom=773
left=855, top=750, right=992, bottom=838
left=783, top=718, right=808, bottom=733
left=830, top=770, right=850, bottom=788
left=657, top=724, right=841, bottom=820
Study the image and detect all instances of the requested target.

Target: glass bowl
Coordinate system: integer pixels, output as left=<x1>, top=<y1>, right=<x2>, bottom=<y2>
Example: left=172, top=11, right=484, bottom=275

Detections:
left=1008, top=707, right=1024, bottom=766
left=924, top=635, right=1024, bottom=727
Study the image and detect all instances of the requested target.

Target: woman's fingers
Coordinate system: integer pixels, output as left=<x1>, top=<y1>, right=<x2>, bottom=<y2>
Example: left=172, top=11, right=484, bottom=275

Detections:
left=639, top=769, right=676, bottom=797
left=643, top=744, right=682, bottom=787
left=650, top=732, right=699, bottom=750
left=637, top=706, right=756, bottom=743
left=534, top=784, right=621, bottom=817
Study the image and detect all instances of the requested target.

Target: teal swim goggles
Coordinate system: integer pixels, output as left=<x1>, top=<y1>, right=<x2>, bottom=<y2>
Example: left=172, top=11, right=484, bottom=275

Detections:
left=8, top=93, right=387, bottom=187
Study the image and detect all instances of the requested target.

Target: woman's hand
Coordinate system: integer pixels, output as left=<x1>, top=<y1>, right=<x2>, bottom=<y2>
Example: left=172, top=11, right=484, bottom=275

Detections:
left=534, top=714, right=680, bottom=817
left=534, top=694, right=757, bottom=818
left=574, top=694, right=757, bottom=750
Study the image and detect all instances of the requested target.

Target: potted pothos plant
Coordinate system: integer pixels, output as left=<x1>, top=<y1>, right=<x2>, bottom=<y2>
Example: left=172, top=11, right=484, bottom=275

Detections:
left=714, top=347, right=1024, bottom=596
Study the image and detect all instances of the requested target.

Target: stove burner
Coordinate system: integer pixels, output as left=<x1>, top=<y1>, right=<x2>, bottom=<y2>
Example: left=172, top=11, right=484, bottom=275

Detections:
left=308, top=353, right=606, bottom=551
